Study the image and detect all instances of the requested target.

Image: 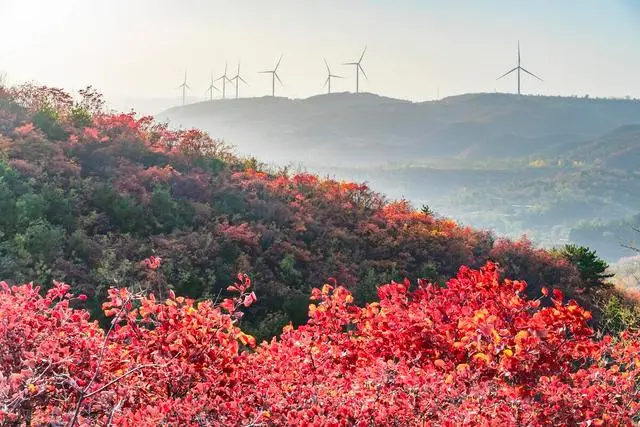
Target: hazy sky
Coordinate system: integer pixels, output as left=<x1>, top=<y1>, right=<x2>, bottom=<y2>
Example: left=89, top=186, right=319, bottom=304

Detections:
left=1, top=0, right=639, bottom=106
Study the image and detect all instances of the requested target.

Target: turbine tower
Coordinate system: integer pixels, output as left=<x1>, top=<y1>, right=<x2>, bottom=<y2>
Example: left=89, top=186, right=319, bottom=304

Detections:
left=343, top=47, right=368, bottom=93
left=323, top=58, right=342, bottom=94
left=229, top=62, right=248, bottom=99
left=496, top=41, right=543, bottom=95
left=215, top=62, right=233, bottom=99
left=205, top=72, right=219, bottom=101
left=177, top=71, right=190, bottom=106
left=259, top=55, right=283, bottom=97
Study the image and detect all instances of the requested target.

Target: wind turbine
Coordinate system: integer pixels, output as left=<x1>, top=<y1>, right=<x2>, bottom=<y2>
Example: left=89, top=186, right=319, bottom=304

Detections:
left=496, top=41, right=543, bottom=95
left=229, top=62, right=248, bottom=99
left=205, top=72, right=219, bottom=101
left=215, top=62, right=233, bottom=99
left=259, top=55, right=283, bottom=97
left=177, top=71, right=190, bottom=106
left=343, top=47, right=368, bottom=93
left=323, top=58, right=342, bottom=94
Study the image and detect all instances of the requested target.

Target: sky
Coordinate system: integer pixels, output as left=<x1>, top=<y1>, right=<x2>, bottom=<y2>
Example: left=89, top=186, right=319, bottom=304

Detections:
left=1, top=0, right=639, bottom=110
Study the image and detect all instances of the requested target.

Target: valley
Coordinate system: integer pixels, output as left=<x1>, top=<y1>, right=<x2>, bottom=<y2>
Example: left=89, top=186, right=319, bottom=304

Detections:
left=158, top=92, right=640, bottom=261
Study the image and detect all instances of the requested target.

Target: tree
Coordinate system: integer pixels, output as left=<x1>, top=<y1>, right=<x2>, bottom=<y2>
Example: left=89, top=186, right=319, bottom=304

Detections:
left=558, top=244, right=613, bottom=289
left=420, top=203, right=435, bottom=217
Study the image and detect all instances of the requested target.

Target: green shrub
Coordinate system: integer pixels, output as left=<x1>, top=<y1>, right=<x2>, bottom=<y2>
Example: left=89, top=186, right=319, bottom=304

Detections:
left=33, top=104, right=67, bottom=140
left=70, top=106, right=92, bottom=128
left=279, top=254, right=302, bottom=286
left=600, top=294, right=640, bottom=335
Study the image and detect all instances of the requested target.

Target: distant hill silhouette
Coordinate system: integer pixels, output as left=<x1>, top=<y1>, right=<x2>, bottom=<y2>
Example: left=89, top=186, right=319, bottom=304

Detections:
left=555, top=124, right=640, bottom=169
left=157, top=93, right=640, bottom=167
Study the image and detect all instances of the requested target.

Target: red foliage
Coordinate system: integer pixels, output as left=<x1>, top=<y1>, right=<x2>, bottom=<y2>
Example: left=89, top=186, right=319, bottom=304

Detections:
left=138, top=165, right=178, bottom=186
left=490, top=236, right=585, bottom=303
left=12, top=123, right=36, bottom=137
left=217, top=221, right=259, bottom=247
left=9, top=84, right=74, bottom=114
left=2, top=264, right=639, bottom=425
left=142, top=256, right=162, bottom=270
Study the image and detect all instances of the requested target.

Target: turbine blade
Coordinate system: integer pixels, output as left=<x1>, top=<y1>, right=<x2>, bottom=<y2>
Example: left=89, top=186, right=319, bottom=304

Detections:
left=259, top=70, right=272, bottom=74
left=275, top=72, right=283, bottom=86
left=275, top=55, right=283, bottom=71
left=358, top=46, right=367, bottom=63
left=520, top=67, right=543, bottom=81
left=359, top=64, right=368, bottom=80
left=323, top=76, right=329, bottom=88
left=239, top=76, right=248, bottom=85
left=343, top=62, right=357, bottom=66
left=324, top=58, right=330, bottom=73
left=496, top=67, right=518, bottom=80
left=331, top=74, right=343, bottom=79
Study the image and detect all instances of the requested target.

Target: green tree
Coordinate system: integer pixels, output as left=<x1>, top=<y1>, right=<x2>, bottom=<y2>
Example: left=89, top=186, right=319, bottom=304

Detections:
left=558, top=244, right=613, bottom=289
left=421, top=204, right=435, bottom=216
left=33, top=104, right=67, bottom=140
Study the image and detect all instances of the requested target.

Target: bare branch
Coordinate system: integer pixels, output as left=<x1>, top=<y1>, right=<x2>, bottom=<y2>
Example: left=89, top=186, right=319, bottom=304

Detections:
left=84, top=356, right=178, bottom=400
left=106, top=398, right=124, bottom=427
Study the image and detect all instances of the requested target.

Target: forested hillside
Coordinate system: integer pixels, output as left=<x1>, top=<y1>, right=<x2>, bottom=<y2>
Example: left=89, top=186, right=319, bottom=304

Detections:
left=0, top=84, right=625, bottom=338
left=158, top=92, right=640, bottom=166
left=3, top=84, right=640, bottom=424
left=570, top=214, right=640, bottom=261
left=159, top=92, right=640, bottom=259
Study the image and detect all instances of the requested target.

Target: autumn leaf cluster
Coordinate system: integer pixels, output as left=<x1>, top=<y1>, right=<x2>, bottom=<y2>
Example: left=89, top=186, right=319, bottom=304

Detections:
left=2, top=262, right=639, bottom=425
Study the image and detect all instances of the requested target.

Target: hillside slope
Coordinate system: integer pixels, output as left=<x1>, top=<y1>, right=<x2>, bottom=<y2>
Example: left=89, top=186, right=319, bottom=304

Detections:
left=556, top=124, right=640, bottom=169
left=157, top=92, right=640, bottom=167
left=0, top=85, right=617, bottom=337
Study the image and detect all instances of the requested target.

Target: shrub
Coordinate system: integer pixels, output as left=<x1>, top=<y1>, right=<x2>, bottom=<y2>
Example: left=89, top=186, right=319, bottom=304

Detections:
left=32, top=104, right=67, bottom=140
left=1, top=264, right=640, bottom=425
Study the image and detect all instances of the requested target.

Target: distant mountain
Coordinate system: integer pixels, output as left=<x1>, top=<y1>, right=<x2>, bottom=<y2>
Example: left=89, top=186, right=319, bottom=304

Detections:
left=157, top=92, right=640, bottom=261
left=570, top=213, right=640, bottom=262
left=157, top=93, right=640, bottom=167
left=556, top=124, right=640, bottom=169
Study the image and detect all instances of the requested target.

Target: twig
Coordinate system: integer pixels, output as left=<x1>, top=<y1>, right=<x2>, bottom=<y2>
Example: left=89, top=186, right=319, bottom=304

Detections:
left=68, top=294, right=133, bottom=427
left=84, top=358, right=175, bottom=400
left=106, top=398, right=123, bottom=427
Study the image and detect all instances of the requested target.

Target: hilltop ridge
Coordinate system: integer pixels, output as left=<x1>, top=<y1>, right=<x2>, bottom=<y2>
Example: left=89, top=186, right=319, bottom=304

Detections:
left=157, top=92, right=640, bottom=167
